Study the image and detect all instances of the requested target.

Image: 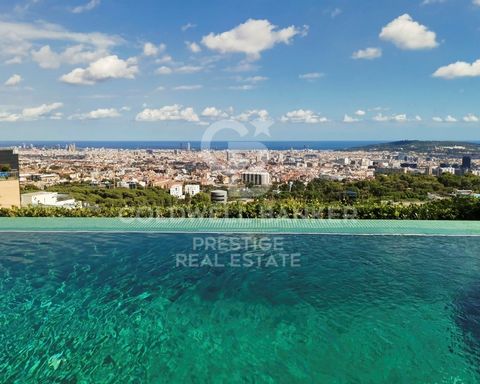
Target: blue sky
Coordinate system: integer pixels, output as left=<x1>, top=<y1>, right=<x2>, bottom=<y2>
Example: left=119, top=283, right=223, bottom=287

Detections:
left=0, top=0, right=479, bottom=141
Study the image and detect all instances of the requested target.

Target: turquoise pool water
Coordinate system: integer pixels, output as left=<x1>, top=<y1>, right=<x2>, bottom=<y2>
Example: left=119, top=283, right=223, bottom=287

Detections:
left=1, top=228, right=480, bottom=382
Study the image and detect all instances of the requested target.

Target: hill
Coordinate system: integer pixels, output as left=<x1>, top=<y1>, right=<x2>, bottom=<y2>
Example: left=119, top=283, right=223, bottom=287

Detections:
left=346, top=140, right=480, bottom=155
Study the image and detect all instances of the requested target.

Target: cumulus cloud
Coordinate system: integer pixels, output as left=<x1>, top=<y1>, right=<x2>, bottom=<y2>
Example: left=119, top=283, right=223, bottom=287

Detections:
left=343, top=114, right=360, bottom=123
left=433, top=59, right=480, bottom=79
left=186, top=41, right=202, bottom=53
left=380, top=14, right=438, bottom=50
left=135, top=105, right=199, bottom=122
left=373, top=113, right=409, bottom=122
left=60, top=55, right=138, bottom=85
left=22, top=102, right=63, bottom=119
left=201, top=19, right=306, bottom=60
left=433, top=115, right=458, bottom=122
left=281, top=109, right=328, bottom=123
left=352, top=47, right=382, bottom=60
left=155, top=66, right=173, bottom=75
left=355, top=110, right=366, bottom=116
left=236, top=109, right=270, bottom=122
left=0, top=102, right=63, bottom=122
left=201, top=107, right=230, bottom=118
left=71, top=0, right=101, bottom=13
left=4, top=74, right=23, bottom=86
left=0, top=20, right=121, bottom=64
left=69, top=108, right=121, bottom=120
left=143, top=42, right=165, bottom=57
left=299, top=72, right=324, bottom=81
left=463, top=113, right=479, bottom=122
left=31, top=44, right=108, bottom=69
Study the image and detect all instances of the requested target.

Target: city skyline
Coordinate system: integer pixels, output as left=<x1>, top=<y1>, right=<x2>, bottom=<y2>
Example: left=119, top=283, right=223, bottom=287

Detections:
left=1, top=0, right=480, bottom=141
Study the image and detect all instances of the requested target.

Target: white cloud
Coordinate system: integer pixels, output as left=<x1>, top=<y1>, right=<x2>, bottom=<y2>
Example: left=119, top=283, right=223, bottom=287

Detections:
left=474, top=0, right=480, bottom=5
left=343, top=114, right=360, bottom=123
left=31, top=44, right=108, bottom=69
left=281, top=109, right=328, bottom=123
left=0, top=20, right=121, bottom=63
left=228, top=85, right=255, bottom=91
left=155, top=55, right=173, bottom=64
left=181, top=23, right=197, bottom=32
left=71, top=0, right=101, bottom=13
left=201, top=107, right=229, bottom=118
left=330, top=8, right=342, bottom=18
left=22, top=102, right=63, bottom=119
left=225, top=61, right=259, bottom=72
left=433, top=115, right=457, bottom=122
left=60, top=55, right=138, bottom=85
left=433, top=59, right=480, bottom=79
left=234, top=75, right=268, bottom=85
left=421, top=0, right=446, bottom=5
left=373, top=114, right=389, bottom=122
left=0, top=113, right=21, bottom=122
left=143, top=42, right=166, bottom=57
left=201, top=19, right=306, bottom=60
left=172, top=85, right=203, bottom=91
left=463, top=113, right=479, bottom=122
left=155, top=66, right=173, bottom=75
left=135, top=105, right=199, bottom=122
left=176, top=65, right=204, bottom=74
left=0, top=102, right=63, bottom=122
left=299, top=72, right=324, bottom=81
left=69, top=108, right=120, bottom=120
left=186, top=41, right=202, bottom=53
left=380, top=14, right=438, bottom=50
left=155, top=65, right=204, bottom=75
left=236, top=109, right=270, bottom=122
left=373, top=113, right=409, bottom=122
left=352, top=47, right=382, bottom=60
left=355, top=110, right=366, bottom=116
left=4, top=74, right=23, bottom=86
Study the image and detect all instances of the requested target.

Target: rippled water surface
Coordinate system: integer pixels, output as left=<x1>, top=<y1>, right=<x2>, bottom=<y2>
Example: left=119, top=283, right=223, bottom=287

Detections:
left=1, top=233, right=480, bottom=383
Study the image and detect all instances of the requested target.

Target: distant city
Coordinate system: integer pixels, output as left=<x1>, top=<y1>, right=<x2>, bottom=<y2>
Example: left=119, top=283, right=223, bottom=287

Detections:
left=1, top=141, right=479, bottom=209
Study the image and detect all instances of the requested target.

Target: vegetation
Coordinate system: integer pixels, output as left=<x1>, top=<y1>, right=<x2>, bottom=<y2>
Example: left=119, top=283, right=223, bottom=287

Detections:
left=347, top=140, right=480, bottom=155
left=6, top=174, right=480, bottom=220
left=271, top=173, right=480, bottom=202
left=1, top=197, right=480, bottom=220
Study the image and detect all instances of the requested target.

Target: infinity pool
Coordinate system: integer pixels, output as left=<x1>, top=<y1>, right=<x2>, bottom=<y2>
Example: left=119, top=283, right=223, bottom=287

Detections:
left=1, top=221, right=480, bottom=383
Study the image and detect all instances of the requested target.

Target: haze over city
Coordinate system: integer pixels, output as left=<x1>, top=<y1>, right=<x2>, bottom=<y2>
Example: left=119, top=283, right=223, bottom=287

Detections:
left=1, top=0, right=480, bottom=141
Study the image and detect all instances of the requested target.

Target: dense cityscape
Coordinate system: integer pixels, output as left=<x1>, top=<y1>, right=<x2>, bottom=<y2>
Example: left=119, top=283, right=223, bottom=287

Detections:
left=1, top=141, right=479, bottom=214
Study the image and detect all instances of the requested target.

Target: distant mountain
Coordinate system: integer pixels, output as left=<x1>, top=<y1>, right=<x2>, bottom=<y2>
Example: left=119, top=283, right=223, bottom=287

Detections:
left=346, top=140, right=480, bottom=155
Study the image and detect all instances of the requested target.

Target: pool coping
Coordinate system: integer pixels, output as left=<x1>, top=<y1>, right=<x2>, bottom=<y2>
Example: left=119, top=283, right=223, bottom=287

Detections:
left=1, top=218, right=480, bottom=236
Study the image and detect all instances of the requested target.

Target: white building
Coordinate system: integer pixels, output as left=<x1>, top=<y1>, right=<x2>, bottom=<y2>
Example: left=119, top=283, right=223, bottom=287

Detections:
left=169, top=184, right=184, bottom=198
left=21, top=192, right=78, bottom=209
left=184, top=184, right=200, bottom=196
left=438, top=167, right=456, bottom=175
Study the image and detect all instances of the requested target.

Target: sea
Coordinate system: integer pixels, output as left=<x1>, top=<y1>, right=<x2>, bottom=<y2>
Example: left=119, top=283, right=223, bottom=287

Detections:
left=0, top=140, right=385, bottom=151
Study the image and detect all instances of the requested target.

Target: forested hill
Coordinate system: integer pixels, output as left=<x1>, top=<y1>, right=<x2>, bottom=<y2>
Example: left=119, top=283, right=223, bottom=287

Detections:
left=346, top=140, right=480, bottom=155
